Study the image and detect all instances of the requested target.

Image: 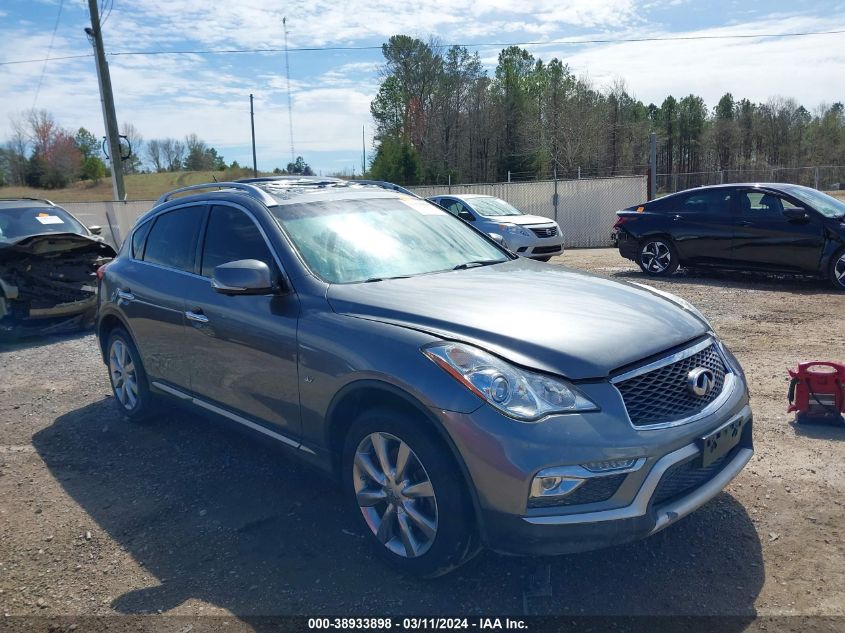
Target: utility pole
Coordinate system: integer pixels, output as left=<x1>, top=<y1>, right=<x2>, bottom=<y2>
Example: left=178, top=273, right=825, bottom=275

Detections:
left=85, top=0, right=125, bottom=201
left=282, top=17, right=295, bottom=164
left=361, top=125, right=366, bottom=176
left=250, top=94, right=257, bottom=177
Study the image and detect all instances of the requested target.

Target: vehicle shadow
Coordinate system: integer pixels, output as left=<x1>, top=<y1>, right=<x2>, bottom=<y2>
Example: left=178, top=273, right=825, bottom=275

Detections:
left=610, top=266, right=836, bottom=295
left=0, top=328, right=93, bottom=353
left=33, top=398, right=764, bottom=621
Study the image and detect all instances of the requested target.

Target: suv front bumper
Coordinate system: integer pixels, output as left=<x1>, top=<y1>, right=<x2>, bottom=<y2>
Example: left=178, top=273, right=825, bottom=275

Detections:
left=483, top=411, right=752, bottom=555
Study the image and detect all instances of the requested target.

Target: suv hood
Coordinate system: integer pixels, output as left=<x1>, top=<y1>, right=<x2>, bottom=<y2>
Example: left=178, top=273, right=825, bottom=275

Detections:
left=327, top=259, right=708, bottom=380
left=483, top=214, right=555, bottom=227
left=0, top=232, right=115, bottom=259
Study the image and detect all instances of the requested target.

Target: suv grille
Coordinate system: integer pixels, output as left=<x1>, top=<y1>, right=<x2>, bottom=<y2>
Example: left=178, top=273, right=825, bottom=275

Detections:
left=615, top=343, right=727, bottom=427
left=652, top=447, right=738, bottom=507
left=528, top=225, right=558, bottom=238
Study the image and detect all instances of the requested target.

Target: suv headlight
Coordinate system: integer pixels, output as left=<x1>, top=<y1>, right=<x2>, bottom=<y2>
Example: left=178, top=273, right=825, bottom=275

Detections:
left=423, top=342, right=598, bottom=422
left=498, top=223, right=531, bottom=238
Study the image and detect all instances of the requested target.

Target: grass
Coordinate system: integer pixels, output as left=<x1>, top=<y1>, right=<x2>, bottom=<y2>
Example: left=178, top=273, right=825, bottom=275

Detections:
left=0, top=168, right=268, bottom=202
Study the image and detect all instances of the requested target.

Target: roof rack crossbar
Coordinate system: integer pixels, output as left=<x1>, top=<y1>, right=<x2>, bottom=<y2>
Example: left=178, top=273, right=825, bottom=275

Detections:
left=155, top=182, right=278, bottom=207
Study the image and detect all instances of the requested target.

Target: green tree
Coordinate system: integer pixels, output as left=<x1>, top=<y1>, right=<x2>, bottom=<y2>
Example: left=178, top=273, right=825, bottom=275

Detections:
left=286, top=156, right=314, bottom=175
left=369, top=136, right=421, bottom=185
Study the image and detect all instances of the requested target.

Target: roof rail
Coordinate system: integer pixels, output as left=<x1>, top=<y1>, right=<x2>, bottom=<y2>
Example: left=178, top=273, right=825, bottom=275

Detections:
left=0, top=197, right=56, bottom=206
left=155, top=182, right=278, bottom=207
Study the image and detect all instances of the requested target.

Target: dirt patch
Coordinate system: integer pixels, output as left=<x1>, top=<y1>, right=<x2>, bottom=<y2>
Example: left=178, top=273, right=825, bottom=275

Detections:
left=0, top=249, right=843, bottom=624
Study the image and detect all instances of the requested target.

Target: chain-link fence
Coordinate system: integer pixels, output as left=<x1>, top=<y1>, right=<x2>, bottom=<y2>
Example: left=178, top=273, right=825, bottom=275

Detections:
left=61, top=200, right=155, bottom=249
left=657, top=165, right=845, bottom=195
left=410, top=176, right=647, bottom=248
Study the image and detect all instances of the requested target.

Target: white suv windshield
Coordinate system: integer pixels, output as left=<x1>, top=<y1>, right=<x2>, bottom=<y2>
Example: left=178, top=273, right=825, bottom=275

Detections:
left=271, top=196, right=509, bottom=284
left=469, top=197, right=523, bottom=217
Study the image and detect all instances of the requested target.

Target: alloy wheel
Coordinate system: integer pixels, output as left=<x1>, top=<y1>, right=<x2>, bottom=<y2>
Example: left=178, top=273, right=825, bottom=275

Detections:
left=353, top=432, right=438, bottom=558
left=109, top=339, right=139, bottom=410
left=641, top=240, right=672, bottom=273
left=835, top=253, right=845, bottom=287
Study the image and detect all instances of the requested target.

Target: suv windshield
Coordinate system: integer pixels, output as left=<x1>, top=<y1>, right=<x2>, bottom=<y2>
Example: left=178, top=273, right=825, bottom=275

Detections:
left=0, top=206, right=88, bottom=241
left=270, top=196, right=508, bottom=283
left=468, top=197, right=523, bottom=217
left=780, top=185, right=845, bottom=218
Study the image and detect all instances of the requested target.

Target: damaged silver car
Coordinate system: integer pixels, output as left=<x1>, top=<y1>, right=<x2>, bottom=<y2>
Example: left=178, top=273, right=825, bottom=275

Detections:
left=0, top=198, right=115, bottom=340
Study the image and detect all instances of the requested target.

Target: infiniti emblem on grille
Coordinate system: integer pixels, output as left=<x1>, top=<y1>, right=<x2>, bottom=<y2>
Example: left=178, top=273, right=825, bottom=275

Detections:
left=687, top=367, right=716, bottom=397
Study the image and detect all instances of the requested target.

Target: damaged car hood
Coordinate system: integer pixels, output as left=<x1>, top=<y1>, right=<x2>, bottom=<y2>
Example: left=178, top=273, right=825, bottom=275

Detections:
left=0, top=232, right=116, bottom=258
left=326, top=258, right=708, bottom=380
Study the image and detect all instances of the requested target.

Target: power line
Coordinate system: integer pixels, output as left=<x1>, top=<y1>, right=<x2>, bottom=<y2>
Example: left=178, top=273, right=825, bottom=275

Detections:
left=31, top=0, right=65, bottom=108
left=1, top=28, right=843, bottom=67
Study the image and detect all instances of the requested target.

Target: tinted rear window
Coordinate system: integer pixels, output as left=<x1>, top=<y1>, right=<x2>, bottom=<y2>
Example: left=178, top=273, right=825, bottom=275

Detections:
left=142, top=206, right=204, bottom=272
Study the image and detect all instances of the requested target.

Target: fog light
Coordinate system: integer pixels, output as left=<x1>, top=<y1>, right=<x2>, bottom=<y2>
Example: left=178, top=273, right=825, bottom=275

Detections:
left=529, top=474, right=584, bottom=501
left=582, top=458, right=638, bottom=473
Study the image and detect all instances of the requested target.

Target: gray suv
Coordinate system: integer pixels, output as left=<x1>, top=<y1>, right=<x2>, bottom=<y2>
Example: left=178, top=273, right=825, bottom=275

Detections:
left=97, top=177, right=753, bottom=577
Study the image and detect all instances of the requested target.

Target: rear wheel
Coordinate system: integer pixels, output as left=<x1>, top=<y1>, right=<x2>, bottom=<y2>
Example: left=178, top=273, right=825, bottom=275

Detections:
left=107, top=328, right=156, bottom=422
left=637, top=237, right=679, bottom=276
left=342, top=407, right=478, bottom=577
left=830, top=248, right=845, bottom=291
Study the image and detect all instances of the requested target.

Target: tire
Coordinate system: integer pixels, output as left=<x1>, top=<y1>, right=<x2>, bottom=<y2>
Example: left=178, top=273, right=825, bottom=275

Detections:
left=534, top=256, right=552, bottom=262
left=106, top=328, right=156, bottom=422
left=342, top=407, right=478, bottom=577
left=637, top=237, right=680, bottom=276
left=829, top=248, right=845, bottom=292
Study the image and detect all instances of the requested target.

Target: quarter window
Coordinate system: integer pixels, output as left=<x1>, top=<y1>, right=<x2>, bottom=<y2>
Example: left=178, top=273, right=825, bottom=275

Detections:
left=200, top=205, right=276, bottom=278
left=131, top=220, right=152, bottom=260
left=142, top=206, right=204, bottom=272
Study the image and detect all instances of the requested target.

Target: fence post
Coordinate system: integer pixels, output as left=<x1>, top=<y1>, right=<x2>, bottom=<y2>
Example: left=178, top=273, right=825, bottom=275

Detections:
left=648, top=132, right=656, bottom=200
left=507, top=171, right=511, bottom=183
left=553, top=168, right=559, bottom=222
left=577, top=166, right=581, bottom=180
left=720, top=170, right=724, bottom=184
left=814, top=167, right=820, bottom=190
left=448, top=174, right=451, bottom=194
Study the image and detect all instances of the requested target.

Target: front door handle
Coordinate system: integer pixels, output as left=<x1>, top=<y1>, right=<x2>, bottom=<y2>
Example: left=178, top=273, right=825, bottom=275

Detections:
left=735, top=220, right=752, bottom=227
left=116, top=289, right=134, bottom=302
left=185, top=309, right=209, bottom=324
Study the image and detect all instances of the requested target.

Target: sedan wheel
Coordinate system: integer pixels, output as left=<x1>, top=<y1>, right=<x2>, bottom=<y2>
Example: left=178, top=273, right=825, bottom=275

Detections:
left=831, top=250, right=845, bottom=291
left=638, top=238, right=679, bottom=276
left=109, top=339, right=139, bottom=410
left=353, top=432, right=438, bottom=558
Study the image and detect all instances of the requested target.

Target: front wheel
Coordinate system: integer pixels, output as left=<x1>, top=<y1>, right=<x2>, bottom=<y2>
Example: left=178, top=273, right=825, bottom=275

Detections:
left=342, top=408, right=478, bottom=577
left=830, top=248, right=845, bottom=291
left=637, top=237, right=679, bottom=276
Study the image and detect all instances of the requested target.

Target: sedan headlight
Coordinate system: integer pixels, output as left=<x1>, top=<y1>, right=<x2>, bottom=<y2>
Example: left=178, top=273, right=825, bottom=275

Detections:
left=423, top=342, right=598, bottom=422
left=498, top=223, right=531, bottom=238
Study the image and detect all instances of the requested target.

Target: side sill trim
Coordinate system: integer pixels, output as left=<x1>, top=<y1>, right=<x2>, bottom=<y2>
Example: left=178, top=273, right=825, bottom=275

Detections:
left=150, top=381, right=314, bottom=455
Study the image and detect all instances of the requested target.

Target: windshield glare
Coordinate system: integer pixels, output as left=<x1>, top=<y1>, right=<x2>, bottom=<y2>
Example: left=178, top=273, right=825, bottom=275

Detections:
left=0, top=207, right=88, bottom=241
left=271, top=197, right=509, bottom=283
left=468, top=197, right=523, bottom=217
left=783, top=186, right=845, bottom=218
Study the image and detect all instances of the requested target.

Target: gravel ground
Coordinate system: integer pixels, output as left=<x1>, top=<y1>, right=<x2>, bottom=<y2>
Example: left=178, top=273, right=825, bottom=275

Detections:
left=1, top=248, right=844, bottom=625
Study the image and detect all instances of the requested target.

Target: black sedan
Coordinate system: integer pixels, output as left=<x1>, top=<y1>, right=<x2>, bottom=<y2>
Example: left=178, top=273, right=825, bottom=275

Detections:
left=612, top=184, right=845, bottom=290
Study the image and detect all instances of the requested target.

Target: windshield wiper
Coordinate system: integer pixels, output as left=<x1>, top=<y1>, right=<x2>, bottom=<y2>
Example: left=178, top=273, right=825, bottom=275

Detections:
left=453, top=259, right=505, bottom=270
left=362, top=275, right=412, bottom=283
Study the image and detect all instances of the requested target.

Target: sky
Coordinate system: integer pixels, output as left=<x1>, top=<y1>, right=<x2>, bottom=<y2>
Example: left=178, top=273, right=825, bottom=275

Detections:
left=1, top=0, right=844, bottom=176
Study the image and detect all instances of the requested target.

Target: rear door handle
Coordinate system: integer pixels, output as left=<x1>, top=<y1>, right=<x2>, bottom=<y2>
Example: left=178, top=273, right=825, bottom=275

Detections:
left=116, top=289, right=134, bottom=302
left=735, top=220, right=752, bottom=227
left=185, top=309, right=209, bottom=324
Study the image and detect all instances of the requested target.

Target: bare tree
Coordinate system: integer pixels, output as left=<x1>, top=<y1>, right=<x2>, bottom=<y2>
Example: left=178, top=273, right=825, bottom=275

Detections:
left=145, top=139, right=164, bottom=172
left=120, top=122, right=144, bottom=173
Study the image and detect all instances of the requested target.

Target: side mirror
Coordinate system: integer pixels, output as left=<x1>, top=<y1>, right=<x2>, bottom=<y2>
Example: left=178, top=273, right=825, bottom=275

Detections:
left=88, top=225, right=103, bottom=235
left=212, top=259, right=278, bottom=295
left=488, top=232, right=506, bottom=246
left=783, top=207, right=810, bottom=222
